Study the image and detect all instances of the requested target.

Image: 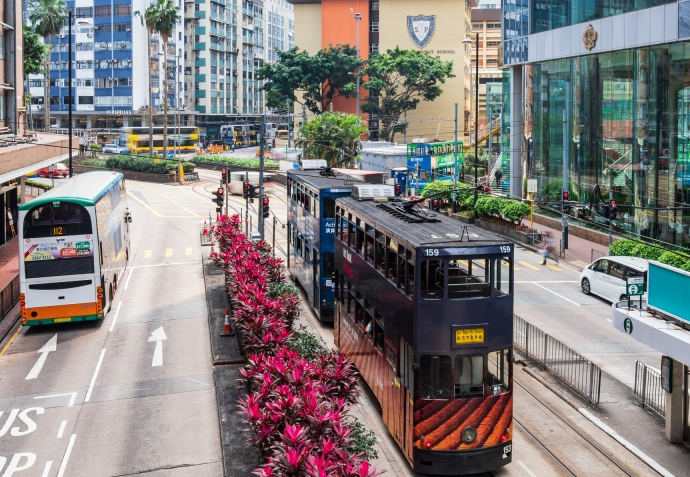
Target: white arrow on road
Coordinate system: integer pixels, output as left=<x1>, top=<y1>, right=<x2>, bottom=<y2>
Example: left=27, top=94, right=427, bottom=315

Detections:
left=148, top=327, right=167, bottom=367
left=26, top=334, right=57, bottom=380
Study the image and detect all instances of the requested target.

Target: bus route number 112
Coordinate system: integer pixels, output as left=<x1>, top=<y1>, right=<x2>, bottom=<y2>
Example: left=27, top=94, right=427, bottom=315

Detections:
left=423, top=249, right=439, bottom=257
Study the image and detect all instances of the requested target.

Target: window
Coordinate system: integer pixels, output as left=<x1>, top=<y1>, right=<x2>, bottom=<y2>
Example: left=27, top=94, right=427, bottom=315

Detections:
left=448, top=258, right=491, bottom=298
left=369, top=43, right=379, bottom=54
left=420, top=355, right=451, bottom=399
left=487, top=349, right=511, bottom=394
left=374, top=231, right=385, bottom=273
left=609, top=261, right=626, bottom=280
left=370, top=0, right=379, bottom=9
left=487, top=23, right=501, bottom=29
left=487, top=41, right=501, bottom=46
left=472, top=23, right=483, bottom=29
left=494, top=257, right=511, bottom=295
left=0, top=35, right=5, bottom=60
left=454, top=355, right=484, bottom=397
left=420, top=260, right=444, bottom=299
left=24, top=202, right=93, bottom=239
left=115, top=5, right=131, bottom=15
left=76, top=7, right=93, bottom=17
left=323, top=197, right=335, bottom=219
left=386, top=238, right=398, bottom=283
left=323, top=252, right=334, bottom=280
left=487, top=59, right=498, bottom=64
left=370, top=22, right=379, bottom=32
left=593, top=259, right=609, bottom=274
left=95, top=5, right=111, bottom=16
left=78, top=96, right=94, bottom=105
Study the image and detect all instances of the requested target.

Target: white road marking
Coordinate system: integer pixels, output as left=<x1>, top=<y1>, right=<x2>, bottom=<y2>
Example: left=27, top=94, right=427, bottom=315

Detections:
left=34, top=392, right=77, bottom=407
left=57, top=420, right=67, bottom=438
left=184, top=376, right=210, bottom=386
left=57, top=434, right=76, bottom=477
left=531, top=282, right=582, bottom=306
left=25, top=334, right=58, bottom=380
left=148, top=326, right=167, bottom=367
left=514, top=280, right=579, bottom=283
left=41, top=461, right=53, bottom=477
left=132, top=260, right=200, bottom=269
left=85, top=349, right=106, bottom=402
left=109, top=301, right=123, bottom=332
left=607, top=319, right=612, bottom=322
left=124, top=267, right=134, bottom=290
left=517, top=460, right=538, bottom=477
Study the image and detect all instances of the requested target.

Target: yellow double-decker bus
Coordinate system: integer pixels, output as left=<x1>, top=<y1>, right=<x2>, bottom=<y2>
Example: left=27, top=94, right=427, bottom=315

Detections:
left=120, top=127, right=200, bottom=155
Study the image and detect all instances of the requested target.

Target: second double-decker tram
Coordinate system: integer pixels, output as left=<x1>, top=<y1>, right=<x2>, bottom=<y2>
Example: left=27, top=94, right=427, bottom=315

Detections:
left=334, top=194, right=514, bottom=475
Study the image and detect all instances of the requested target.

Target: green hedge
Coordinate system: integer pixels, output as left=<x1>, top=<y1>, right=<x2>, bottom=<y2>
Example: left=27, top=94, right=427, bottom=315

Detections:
left=190, top=155, right=279, bottom=168
left=609, top=239, right=690, bottom=272
left=26, top=179, right=53, bottom=190
left=104, top=155, right=195, bottom=174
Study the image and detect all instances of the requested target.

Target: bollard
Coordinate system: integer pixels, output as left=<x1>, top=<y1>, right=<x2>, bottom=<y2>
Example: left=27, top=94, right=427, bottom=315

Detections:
left=221, top=307, right=233, bottom=336
left=203, top=221, right=208, bottom=235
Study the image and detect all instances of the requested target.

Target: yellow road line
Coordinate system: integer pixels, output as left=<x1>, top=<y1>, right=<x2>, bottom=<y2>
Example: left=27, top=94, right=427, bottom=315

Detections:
left=545, top=263, right=562, bottom=272
left=126, top=190, right=163, bottom=217
left=0, top=324, right=22, bottom=359
left=165, top=248, right=173, bottom=257
left=144, top=250, right=152, bottom=259
left=185, top=247, right=192, bottom=256
left=518, top=261, right=541, bottom=271
left=138, top=183, right=201, bottom=217
left=502, top=261, right=520, bottom=271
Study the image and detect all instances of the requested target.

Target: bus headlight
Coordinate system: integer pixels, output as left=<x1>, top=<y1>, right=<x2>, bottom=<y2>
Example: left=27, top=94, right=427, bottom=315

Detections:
left=461, top=426, right=477, bottom=444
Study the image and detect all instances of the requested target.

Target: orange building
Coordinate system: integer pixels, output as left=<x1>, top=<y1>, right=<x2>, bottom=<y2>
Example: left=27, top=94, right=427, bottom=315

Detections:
left=291, top=0, right=475, bottom=142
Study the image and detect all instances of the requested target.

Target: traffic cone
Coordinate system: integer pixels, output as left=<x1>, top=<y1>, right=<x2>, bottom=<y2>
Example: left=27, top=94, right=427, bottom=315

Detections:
left=221, top=308, right=234, bottom=336
left=210, top=242, right=215, bottom=254
left=216, top=212, right=220, bottom=221
left=203, top=221, right=208, bottom=235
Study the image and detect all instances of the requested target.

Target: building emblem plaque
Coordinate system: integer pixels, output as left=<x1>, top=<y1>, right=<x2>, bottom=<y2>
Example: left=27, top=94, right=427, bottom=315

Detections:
left=582, top=24, right=597, bottom=50
left=407, top=15, right=436, bottom=48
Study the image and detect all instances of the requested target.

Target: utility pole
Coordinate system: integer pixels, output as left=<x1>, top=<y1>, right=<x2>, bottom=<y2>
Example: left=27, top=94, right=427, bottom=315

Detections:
left=287, top=99, right=291, bottom=148
left=354, top=12, right=361, bottom=117
left=453, top=103, right=458, bottom=213
left=258, top=115, right=266, bottom=239
left=562, top=109, right=569, bottom=250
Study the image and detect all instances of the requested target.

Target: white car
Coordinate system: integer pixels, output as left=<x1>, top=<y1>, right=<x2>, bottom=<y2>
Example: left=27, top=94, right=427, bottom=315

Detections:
left=102, top=144, right=125, bottom=154
left=579, top=256, right=648, bottom=303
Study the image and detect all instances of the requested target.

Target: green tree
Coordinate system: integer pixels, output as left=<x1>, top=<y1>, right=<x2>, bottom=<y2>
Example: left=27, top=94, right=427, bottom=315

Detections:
left=23, top=23, right=48, bottom=130
left=257, top=45, right=363, bottom=115
left=146, top=0, right=181, bottom=159
left=134, top=8, right=159, bottom=156
left=360, top=47, right=455, bottom=142
left=295, top=112, right=368, bottom=166
left=29, top=0, right=68, bottom=131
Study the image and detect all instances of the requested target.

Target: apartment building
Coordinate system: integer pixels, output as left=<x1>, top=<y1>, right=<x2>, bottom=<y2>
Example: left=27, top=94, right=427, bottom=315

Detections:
left=265, top=0, right=294, bottom=66
left=470, top=4, right=502, bottom=136
left=25, top=0, right=190, bottom=131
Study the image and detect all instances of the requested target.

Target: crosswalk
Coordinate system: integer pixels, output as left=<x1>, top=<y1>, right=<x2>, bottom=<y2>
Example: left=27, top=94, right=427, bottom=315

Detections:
left=139, top=247, right=196, bottom=260
left=514, top=258, right=581, bottom=274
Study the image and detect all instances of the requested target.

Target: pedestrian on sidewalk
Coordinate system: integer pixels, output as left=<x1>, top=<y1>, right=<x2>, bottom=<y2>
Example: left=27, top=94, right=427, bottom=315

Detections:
left=495, top=169, right=503, bottom=188
left=539, top=231, right=551, bottom=265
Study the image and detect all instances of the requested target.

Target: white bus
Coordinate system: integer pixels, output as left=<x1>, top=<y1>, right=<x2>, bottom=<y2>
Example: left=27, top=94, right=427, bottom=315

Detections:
left=19, top=171, right=131, bottom=326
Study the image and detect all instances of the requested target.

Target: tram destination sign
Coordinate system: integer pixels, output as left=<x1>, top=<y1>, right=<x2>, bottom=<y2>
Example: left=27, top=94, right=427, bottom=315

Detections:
left=451, top=324, right=487, bottom=348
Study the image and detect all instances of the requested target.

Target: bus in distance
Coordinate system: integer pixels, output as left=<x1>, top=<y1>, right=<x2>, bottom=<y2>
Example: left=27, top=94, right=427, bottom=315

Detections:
left=19, top=171, right=131, bottom=325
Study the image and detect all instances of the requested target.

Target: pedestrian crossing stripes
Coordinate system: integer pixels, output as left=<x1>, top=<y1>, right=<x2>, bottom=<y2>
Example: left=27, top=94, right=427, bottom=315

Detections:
left=140, top=248, right=197, bottom=259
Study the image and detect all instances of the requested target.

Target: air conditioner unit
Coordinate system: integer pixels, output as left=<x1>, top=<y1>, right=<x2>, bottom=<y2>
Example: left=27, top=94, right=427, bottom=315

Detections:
left=352, top=184, right=395, bottom=200
left=59, top=34, right=66, bottom=39
left=87, top=33, right=93, bottom=38
left=37, top=105, right=44, bottom=110
left=126, top=27, right=131, bottom=32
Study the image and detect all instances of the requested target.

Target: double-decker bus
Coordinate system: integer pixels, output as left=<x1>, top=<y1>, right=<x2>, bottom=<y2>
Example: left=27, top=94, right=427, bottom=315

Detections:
left=220, top=124, right=252, bottom=147
left=119, top=127, right=200, bottom=155
left=287, top=169, right=386, bottom=321
left=19, top=172, right=131, bottom=325
left=334, top=190, right=513, bottom=474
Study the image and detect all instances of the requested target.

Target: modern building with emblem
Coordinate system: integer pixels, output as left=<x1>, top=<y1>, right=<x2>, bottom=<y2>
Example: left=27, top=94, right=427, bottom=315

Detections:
left=289, top=0, right=474, bottom=142
left=501, top=0, right=690, bottom=251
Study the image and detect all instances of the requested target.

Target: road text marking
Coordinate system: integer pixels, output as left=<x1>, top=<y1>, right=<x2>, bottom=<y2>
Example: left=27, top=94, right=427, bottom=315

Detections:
left=34, top=392, right=77, bottom=407
left=85, top=349, right=106, bottom=402
left=41, top=461, right=53, bottom=477
left=148, top=326, right=167, bottom=367
left=26, top=334, right=57, bottom=380
left=57, top=434, right=76, bottom=477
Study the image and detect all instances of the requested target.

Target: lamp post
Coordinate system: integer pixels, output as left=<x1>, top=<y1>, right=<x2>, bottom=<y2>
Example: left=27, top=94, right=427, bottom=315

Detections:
left=353, top=12, right=361, bottom=117
left=462, top=33, right=479, bottom=215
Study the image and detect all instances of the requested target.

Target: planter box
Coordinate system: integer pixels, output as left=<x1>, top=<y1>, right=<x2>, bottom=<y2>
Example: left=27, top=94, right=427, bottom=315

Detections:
left=475, top=217, right=541, bottom=245
left=73, top=164, right=182, bottom=184
left=447, top=210, right=475, bottom=224
left=530, top=212, right=617, bottom=246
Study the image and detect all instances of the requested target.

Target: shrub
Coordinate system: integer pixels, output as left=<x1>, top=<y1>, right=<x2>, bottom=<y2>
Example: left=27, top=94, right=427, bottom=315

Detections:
left=609, top=239, right=690, bottom=272
left=609, top=239, right=638, bottom=256
left=658, top=251, right=689, bottom=270
left=631, top=243, right=664, bottom=261
left=485, top=197, right=502, bottom=217
left=288, top=330, right=329, bottom=362
left=474, top=196, right=491, bottom=216
left=190, top=155, right=279, bottom=168
left=103, top=155, right=195, bottom=174
left=346, top=420, right=379, bottom=460
left=500, top=200, right=530, bottom=223
left=25, top=179, right=53, bottom=190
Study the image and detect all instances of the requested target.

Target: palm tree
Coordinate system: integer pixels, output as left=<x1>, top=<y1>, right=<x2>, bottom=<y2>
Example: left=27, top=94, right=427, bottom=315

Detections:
left=134, top=8, right=158, bottom=156
left=148, top=0, right=181, bottom=159
left=29, top=0, right=68, bottom=132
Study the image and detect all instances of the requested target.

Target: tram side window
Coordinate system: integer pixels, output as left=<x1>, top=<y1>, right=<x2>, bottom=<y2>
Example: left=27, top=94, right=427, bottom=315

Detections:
left=342, top=216, right=349, bottom=243
left=420, top=355, right=452, bottom=399
left=336, top=214, right=341, bottom=240
left=447, top=258, right=491, bottom=299
left=420, top=260, right=444, bottom=299
left=356, top=219, right=365, bottom=255
left=406, top=250, right=415, bottom=298
left=375, top=232, right=386, bottom=273
left=323, top=252, right=334, bottom=280
left=495, top=257, right=511, bottom=296
left=347, top=285, right=355, bottom=316
left=374, top=311, right=384, bottom=353
left=397, top=246, right=407, bottom=289
left=348, top=215, right=356, bottom=249
left=365, top=233, right=375, bottom=265
left=314, top=194, right=320, bottom=219
left=455, top=355, right=484, bottom=397
left=323, top=197, right=335, bottom=219
left=386, top=239, right=398, bottom=283
left=487, top=349, right=511, bottom=393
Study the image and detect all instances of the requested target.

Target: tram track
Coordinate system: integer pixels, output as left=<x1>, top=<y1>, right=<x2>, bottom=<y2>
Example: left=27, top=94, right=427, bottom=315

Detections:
left=513, top=377, right=636, bottom=477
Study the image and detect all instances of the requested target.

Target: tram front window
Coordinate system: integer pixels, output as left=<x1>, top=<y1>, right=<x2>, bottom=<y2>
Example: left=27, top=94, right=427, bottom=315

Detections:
left=448, top=258, right=491, bottom=298
left=420, top=355, right=451, bottom=399
left=487, top=349, right=511, bottom=394
left=455, top=355, right=484, bottom=397
left=421, top=260, right=444, bottom=299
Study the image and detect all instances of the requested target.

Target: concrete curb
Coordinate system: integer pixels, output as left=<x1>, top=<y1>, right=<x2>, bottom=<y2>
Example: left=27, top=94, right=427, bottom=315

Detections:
left=0, top=306, right=20, bottom=345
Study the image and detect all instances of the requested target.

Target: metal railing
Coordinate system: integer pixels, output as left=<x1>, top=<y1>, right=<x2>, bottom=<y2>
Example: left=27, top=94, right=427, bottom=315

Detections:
left=514, top=314, right=602, bottom=404
left=634, top=361, right=666, bottom=419
left=0, top=275, right=19, bottom=320
left=591, top=248, right=606, bottom=263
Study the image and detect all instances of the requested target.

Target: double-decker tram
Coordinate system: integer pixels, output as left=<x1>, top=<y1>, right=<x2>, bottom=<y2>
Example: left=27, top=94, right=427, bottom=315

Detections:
left=287, top=169, right=386, bottom=321
left=333, top=188, right=514, bottom=474
left=19, top=172, right=131, bottom=325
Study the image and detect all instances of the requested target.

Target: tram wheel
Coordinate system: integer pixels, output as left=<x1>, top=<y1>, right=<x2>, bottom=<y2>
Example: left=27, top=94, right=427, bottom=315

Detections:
left=581, top=278, right=591, bottom=295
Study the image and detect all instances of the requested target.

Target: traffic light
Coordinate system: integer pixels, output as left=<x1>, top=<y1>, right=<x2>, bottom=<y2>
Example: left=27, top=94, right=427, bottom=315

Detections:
left=262, top=197, right=270, bottom=219
left=395, top=184, right=402, bottom=196
left=562, top=191, right=571, bottom=213
left=215, top=187, right=224, bottom=206
left=249, top=184, right=259, bottom=200
left=430, top=198, right=440, bottom=211
left=221, top=169, right=228, bottom=184
left=562, top=191, right=569, bottom=201
left=243, top=181, right=250, bottom=199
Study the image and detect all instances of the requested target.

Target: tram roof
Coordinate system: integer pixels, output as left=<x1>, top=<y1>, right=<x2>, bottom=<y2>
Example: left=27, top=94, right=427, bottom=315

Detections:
left=336, top=197, right=511, bottom=249
left=287, top=169, right=385, bottom=191
left=19, top=171, right=124, bottom=210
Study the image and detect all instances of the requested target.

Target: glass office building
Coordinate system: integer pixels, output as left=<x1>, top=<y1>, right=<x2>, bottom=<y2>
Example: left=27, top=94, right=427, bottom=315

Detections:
left=503, top=0, right=690, bottom=248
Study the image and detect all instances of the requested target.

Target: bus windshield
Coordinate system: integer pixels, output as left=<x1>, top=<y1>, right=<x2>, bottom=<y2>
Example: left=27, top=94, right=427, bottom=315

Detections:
left=23, top=202, right=93, bottom=238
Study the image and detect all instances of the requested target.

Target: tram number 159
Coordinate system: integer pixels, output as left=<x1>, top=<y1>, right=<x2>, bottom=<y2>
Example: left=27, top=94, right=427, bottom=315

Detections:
left=423, top=249, right=439, bottom=256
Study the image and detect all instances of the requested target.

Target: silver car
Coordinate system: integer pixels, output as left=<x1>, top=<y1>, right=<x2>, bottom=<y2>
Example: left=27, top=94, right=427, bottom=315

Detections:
left=579, top=256, right=648, bottom=303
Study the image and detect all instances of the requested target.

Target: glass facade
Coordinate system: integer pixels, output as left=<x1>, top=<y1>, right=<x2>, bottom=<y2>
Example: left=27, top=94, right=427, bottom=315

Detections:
left=503, top=0, right=529, bottom=65
left=529, top=41, right=690, bottom=247
left=531, top=0, right=676, bottom=34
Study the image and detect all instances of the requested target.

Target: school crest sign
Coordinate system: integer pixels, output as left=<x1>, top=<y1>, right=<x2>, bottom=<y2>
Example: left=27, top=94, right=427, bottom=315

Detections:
left=408, top=14, right=435, bottom=48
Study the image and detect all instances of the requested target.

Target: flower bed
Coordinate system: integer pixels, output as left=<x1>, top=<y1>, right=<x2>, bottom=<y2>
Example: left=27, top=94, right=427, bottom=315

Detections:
left=191, top=155, right=279, bottom=168
left=212, top=215, right=379, bottom=477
